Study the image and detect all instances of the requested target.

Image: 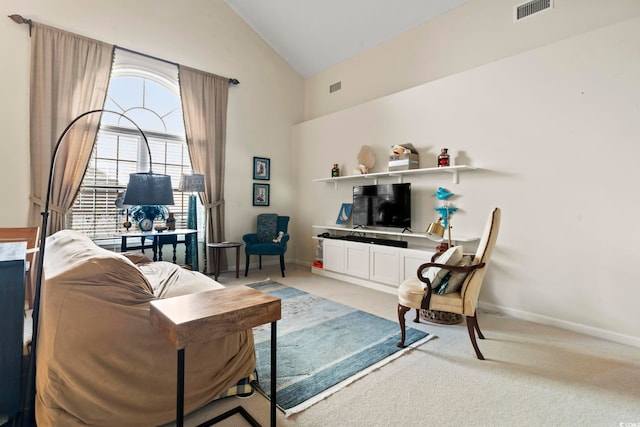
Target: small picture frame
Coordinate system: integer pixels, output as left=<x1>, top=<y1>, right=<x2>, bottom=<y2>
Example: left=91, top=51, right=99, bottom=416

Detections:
left=253, top=157, right=270, bottom=180
left=336, top=203, right=353, bottom=225
left=253, top=183, right=270, bottom=206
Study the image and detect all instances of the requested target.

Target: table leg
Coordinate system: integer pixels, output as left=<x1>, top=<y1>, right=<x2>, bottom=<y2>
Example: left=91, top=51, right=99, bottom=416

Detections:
left=214, top=248, right=220, bottom=281
left=121, top=236, right=126, bottom=252
left=177, top=348, right=185, bottom=427
left=271, top=321, right=276, bottom=427
left=235, top=246, right=240, bottom=278
left=152, top=237, right=158, bottom=262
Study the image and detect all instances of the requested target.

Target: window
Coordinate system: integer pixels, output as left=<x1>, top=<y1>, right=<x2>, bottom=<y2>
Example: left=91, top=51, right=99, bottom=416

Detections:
left=68, top=49, right=198, bottom=239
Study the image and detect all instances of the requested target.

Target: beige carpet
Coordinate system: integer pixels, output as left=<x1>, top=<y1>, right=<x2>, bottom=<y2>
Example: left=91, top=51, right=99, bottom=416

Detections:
left=168, top=264, right=640, bottom=427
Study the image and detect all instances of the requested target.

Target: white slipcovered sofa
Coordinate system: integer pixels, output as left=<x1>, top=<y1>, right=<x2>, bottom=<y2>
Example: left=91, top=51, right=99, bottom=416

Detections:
left=35, top=230, right=255, bottom=426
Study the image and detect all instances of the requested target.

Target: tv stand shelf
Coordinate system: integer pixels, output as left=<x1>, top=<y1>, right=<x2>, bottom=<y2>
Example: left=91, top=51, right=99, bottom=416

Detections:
left=312, top=225, right=478, bottom=244
left=313, top=165, right=476, bottom=187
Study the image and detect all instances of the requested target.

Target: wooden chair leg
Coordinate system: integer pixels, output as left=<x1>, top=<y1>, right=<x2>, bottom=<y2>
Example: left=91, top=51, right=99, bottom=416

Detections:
left=466, top=315, right=485, bottom=360
left=244, top=254, right=250, bottom=277
left=397, top=304, right=411, bottom=348
left=474, top=314, right=485, bottom=340
left=279, top=255, right=285, bottom=277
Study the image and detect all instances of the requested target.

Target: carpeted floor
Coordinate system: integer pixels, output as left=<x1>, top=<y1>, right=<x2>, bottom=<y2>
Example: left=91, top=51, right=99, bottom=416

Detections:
left=247, top=281, right=432, bottom=415
left=168, top=264, right=640, bottom=427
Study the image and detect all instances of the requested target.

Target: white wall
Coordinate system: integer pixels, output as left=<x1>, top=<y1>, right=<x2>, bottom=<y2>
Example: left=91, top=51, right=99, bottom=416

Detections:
left=293, top=16, right=640, bottom=346
left=304, top=0, right=640, bottom=120
left=0, top=0, right=304, bottom=257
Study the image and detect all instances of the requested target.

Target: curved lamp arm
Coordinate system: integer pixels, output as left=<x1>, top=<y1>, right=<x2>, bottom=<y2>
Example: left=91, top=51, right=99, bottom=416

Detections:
left=23, top=109, right=172, bottom=427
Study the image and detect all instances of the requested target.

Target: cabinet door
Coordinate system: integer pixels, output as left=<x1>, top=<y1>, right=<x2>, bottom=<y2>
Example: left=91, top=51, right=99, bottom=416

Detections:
left=370, top=245, right=400, bottom=286
left=344, top=242, right=369, bottom=279
left=322, top=239, right=345, bottom=273
left=400, top=248, right=435, bottom=282
left=0, top=243, right=26, bottom=418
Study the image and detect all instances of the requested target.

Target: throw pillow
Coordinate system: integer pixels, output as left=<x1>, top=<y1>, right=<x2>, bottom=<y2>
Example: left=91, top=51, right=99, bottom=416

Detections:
left=436, top=255, right=473, bottom=294
left=420, top=245, right=463, bottom=291
left=257, top=214, right=278, bottom=243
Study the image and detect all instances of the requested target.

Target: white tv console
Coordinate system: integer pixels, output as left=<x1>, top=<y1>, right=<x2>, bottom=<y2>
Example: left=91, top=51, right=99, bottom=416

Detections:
left=311, top=226, right=478, bottom=295
left=310, top=165, right=479, bottom=294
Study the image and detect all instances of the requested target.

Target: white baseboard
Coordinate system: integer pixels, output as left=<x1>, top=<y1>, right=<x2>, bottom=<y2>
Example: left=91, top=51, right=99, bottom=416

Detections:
left=480, top=301, right=640, bottom=349
left=305, top=262, right=640, bottom=349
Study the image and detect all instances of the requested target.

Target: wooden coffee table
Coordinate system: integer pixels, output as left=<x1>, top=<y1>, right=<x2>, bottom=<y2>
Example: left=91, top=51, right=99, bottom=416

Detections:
left=207, top=241, right=243, bottom=280
left=150, top=286, right=281, bottom=427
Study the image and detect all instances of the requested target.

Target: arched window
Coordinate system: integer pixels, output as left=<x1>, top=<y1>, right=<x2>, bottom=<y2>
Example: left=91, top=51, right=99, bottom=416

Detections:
left=68, top=49, right=196, bottom=239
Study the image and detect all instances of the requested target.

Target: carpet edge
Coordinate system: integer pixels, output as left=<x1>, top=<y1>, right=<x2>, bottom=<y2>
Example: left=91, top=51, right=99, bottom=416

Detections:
left=282, top=333, right=437, bottom=417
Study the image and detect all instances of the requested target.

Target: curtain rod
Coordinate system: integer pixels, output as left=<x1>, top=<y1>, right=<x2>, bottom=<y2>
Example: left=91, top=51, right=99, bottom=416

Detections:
left=8, top=14, right=240, bottom=86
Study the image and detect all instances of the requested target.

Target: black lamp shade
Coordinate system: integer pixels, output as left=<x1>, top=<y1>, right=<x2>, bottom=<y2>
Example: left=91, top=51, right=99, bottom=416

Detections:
left=178, top=173, right=205, bottom=193
left=123, top=172, right=174, bottom=205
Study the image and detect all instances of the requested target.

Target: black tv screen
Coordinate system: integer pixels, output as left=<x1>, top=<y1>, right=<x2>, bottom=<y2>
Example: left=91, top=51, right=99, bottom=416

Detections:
left=352, top=183, right=411, bottom=229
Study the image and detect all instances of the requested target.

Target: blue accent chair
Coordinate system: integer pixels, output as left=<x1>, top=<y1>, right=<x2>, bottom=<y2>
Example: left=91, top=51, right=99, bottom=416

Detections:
left=243, top=214, right=290, bottom=277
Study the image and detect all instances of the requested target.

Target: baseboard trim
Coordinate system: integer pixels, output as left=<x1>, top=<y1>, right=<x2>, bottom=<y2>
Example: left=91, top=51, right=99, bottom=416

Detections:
left=480, top=301, right=640, bottom=349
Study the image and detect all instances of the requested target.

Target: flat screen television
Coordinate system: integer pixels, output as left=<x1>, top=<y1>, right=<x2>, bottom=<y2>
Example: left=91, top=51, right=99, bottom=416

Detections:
left=352, top=183, right=411, bottom=229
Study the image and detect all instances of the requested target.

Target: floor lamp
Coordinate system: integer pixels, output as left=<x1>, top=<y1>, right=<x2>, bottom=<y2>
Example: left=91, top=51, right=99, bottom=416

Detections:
left=178, top=173, right=204, bottom=271
left=20, top=109, right=174, bottom=427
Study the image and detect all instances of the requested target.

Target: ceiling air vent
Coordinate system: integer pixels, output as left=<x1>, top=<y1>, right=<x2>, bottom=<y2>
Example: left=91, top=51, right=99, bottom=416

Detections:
left=329, top=81, right=341, bottom=93
left=514, top=0, right=553, bottom=22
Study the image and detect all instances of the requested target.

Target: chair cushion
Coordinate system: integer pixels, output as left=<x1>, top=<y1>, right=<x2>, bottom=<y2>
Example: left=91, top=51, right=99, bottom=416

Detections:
left=257, top=214, right=278, bottom=243
left=398, top=277, right=463, bottom=313
left=245, top=242, right=287, bottom=256
left=421, top=245, right=463, bottom=291
left=435, top=255, right=472, bottom=294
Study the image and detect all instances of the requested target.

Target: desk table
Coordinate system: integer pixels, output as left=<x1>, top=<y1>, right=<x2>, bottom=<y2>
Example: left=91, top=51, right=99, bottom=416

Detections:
left=150, top=286, right=281, bottom=427
left=119, top=229, right=197, bottom=265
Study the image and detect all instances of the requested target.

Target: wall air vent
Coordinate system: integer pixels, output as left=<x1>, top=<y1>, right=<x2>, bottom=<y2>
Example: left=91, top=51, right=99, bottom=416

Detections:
left=329, top=81, right=341, bottom=93
left=514, top=0, right=553, bottom=22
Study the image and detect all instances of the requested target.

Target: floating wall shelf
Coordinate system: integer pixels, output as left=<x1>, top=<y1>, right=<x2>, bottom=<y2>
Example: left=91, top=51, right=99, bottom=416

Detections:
left=313, top=165, right=476, bottom=188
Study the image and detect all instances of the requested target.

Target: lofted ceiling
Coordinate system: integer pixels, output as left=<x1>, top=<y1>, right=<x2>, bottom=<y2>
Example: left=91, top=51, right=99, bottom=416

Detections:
left=224, top=0, right=471, bottom=78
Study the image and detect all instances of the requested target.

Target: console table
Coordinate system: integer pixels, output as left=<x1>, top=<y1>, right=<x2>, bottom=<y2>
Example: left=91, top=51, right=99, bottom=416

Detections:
left=150, top=286, right=281, bottom=427
left=120, top=229, right=197, bottom=265
left=0, top=242, right=26, bottom=421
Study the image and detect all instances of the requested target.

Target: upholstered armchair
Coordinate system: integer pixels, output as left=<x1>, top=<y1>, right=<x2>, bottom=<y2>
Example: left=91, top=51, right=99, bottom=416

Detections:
left=397, top=207, right=501, bottom=360
left=243, top=214, right=290, bottom=277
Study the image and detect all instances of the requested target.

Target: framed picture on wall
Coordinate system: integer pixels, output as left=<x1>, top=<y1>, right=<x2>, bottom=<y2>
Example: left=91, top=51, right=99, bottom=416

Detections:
left=253, top=157, right=270, bottom=180
left=253, top=183, right=270, bottom=206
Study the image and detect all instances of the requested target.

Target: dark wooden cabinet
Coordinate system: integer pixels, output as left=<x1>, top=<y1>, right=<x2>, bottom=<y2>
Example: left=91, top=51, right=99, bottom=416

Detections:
left=0, top=242, right=26, bottom=420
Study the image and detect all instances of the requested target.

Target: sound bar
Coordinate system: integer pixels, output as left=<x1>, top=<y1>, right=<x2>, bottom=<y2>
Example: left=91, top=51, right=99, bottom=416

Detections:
left=344, top=235, right=408, bottom=248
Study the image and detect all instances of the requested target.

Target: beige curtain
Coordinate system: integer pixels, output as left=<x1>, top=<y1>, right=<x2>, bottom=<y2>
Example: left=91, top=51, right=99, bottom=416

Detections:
left=178, top=65, right=229, bottom=274
left=28, top=23, right=113, bottom=235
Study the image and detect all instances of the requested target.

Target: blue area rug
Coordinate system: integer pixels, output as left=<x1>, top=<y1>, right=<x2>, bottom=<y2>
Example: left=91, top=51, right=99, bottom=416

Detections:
left=249, top=281, right=434, bottom=416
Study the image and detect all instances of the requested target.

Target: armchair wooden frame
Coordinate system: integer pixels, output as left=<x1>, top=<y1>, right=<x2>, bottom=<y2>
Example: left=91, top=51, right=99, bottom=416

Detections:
left=396, top=207, right=500, bottom=360
left=397, top=260, right=487, bottom=358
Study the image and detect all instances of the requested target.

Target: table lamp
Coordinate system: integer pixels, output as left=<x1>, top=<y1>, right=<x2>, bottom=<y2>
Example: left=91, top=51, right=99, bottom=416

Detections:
left=179, top=173, right=205, bottom=271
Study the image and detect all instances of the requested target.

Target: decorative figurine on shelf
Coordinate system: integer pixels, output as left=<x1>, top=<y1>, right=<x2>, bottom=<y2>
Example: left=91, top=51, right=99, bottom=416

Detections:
left=357, top=145, right=375, bottom=174
left=438, top=148, right=450, bottom=167
left=331, top=163, right=340, bottom=177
